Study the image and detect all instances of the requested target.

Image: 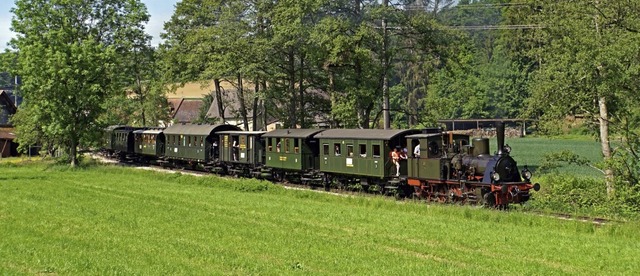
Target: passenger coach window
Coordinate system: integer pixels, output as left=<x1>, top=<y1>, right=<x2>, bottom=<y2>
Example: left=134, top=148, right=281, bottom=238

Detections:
left=347, top=145, right=354, bottom=157
left=334, top=143, right=341, bottom=156
left=294, top=139, right=299, bottom=153
left=267, top=138, right=272, bottom=152
left=323, top=144, right=329, bottom=155
left=359, top=144, right=367, bottom=157
left=373, top=145, right=381, bottom=158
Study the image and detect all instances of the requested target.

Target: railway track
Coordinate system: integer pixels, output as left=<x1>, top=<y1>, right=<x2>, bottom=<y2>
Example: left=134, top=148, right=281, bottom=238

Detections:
left=90, top=153, right=615, bottom=226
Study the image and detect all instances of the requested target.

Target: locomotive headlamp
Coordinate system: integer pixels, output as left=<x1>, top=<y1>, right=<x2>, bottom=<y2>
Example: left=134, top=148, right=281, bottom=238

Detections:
left=522, top=167, right=532, bottom=181
left=503, top=144, right=512, bottom=154
left=491, top=171, right=501, bottom=182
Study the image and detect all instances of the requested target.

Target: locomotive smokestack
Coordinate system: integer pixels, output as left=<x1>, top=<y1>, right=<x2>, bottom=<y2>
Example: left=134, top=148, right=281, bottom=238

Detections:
left=497, top=121, right=505, bottom=155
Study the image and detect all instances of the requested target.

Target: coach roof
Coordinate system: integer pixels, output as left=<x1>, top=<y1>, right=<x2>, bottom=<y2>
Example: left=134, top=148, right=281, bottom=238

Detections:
left=262, top=129, right=324, bottom=139
left=133, top=128, right=165, bottom=135
left=163, top=124, right=240, bottom=136
left=216, top=130, right=267, bottom=135
left=314, top=129, right=420, bottom=140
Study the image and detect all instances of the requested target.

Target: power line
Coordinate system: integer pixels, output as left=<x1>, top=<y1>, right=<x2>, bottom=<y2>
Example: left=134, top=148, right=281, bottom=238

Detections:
left=380, top=25, right=543, bottom=31
left=448, top=24, right=543, bottom=30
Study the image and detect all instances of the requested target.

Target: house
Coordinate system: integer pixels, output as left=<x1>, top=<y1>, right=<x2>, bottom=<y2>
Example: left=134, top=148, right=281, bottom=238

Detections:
left=169, top=98, right=205, bottom=124
left=0, top=90, right=18, bottom=157
left=166, top=80, right=333, bottom=130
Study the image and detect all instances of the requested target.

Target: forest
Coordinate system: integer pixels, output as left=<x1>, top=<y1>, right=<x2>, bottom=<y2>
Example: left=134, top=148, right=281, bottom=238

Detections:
left=1, top=0, right=639, bottom=212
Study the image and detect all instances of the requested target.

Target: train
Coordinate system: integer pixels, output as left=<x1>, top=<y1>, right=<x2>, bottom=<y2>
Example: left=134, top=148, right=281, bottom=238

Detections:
left=102, top=122, right=540, bottom=207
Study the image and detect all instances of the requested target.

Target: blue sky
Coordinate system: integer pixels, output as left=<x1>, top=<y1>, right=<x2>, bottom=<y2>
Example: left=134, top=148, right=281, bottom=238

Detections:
left=0, top=0, right=179, bottom=51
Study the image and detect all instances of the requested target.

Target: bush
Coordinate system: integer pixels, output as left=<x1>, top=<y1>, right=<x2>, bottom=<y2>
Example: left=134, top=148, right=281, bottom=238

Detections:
left=529, top=174, right=640, bottom=219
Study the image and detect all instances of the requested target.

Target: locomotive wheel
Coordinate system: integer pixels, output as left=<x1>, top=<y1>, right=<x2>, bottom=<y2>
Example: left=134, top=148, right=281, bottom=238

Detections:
left=483, top=192, right=496, bottom=208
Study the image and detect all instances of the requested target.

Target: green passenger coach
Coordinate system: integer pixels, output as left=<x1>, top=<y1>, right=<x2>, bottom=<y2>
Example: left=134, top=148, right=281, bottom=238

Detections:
left=163, top=124, right=240, bottom=163
left=262, top=129, right=324, bottom=174
left=216, top=130, right=266, bottom=177
left=133, top=128, right=165, bottom=157
left=314, top=129, right=420, bottom=180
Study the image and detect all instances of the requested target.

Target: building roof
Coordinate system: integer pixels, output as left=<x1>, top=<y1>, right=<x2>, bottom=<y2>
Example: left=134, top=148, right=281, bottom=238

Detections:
left=216, top=130, right=267, bottom=135
left=133, top=128, right=165, bottom=135
left=163, top=124, right=240, bottom=136
left=262, top=129, right=325, bottom=139
left=314, top=129, right=421, bottom=140
left=168, top=98, right=183, bottom=118
left=0, top=91, right=17, bottom=127
left=173, top=99, right=204, bottom=123
left=0, top=90, right=19, bottom=111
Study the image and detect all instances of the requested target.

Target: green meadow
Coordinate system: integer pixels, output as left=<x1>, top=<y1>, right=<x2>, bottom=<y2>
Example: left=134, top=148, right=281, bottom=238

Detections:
left=1, top=161, right=639, bottom=274
left=497, top=136, right=604, bottom=178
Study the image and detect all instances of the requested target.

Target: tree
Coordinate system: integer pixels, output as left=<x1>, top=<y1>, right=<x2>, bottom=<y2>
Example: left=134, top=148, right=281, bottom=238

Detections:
left=10, top=0, right=151, bottom=166
left=527, top=0, right=640, bottom=196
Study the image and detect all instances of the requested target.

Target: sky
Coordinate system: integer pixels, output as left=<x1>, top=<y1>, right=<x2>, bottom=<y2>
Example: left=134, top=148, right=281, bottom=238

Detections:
left=0, top=0, right=180, bottom=51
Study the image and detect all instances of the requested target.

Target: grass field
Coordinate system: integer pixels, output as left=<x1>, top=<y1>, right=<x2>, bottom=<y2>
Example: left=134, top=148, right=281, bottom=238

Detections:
left=495, top=136, right=604, bottom=178
left=1, top=161, right=639, bottom=274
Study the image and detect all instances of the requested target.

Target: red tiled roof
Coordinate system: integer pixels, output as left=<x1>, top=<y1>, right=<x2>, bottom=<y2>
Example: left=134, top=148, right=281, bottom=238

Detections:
left=173, top=99, right=204, bottom=123
left=168, top=98, right=183, bottom=117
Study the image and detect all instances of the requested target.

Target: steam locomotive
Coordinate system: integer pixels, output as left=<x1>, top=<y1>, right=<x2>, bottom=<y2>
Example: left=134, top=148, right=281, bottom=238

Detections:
left=103, top=122, right=539, bottom=207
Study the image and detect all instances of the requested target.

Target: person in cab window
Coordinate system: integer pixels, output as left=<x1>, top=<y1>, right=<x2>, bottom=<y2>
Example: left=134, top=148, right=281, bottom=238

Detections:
left=400, top=148, right=408, bottom=160
left=276, top=141, right=281, bottom=152
left=391, top=147, right=400, bottom=177
left=212, top=140, right=219, bottom=159
left=414, top=143, right=420, bottom=158
left=232, top=140, right=239, bottom=161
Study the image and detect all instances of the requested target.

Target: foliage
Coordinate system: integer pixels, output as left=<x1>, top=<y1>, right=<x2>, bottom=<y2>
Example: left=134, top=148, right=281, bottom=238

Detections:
left=537, top=150, right=597, bottom=174
left=1, top=162, right=640, bottom=274
left=527, top=174, right=640, bottom=219
left=9, top=0, right=151, bottom=165
left=521, top=0, right=640, bottom=195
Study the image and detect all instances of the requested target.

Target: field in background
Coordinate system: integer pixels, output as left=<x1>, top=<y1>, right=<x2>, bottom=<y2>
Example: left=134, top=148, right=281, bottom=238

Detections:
left=1, top=162, right=638, bottom=274
left=493, top=136, right=604, bottom=178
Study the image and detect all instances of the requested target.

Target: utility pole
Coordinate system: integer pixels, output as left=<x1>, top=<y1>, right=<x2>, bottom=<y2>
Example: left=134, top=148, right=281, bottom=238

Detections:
left=14, top=75, right=19, bottom=107
left=382, top=0, right=390, bottom=129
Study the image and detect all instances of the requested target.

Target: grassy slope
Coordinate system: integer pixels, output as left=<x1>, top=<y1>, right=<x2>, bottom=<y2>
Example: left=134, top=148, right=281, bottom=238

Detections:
left=1, top=162, right=639, bottom=275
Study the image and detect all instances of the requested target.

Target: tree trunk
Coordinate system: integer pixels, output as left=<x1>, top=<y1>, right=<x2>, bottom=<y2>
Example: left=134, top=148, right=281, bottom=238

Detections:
left=70, top=134, right=78, bottom=167
left=214, top=79, right=225, bottom=122
left=261, top=80, right=268, bottom=130
left=299, top=56, right=305, bottom=128
left=288, top=48, right=297, bottom=128
left=598, top=95, right=614, bottom=196
left=252, top=78, right=259, bottom=131
left=593, top=0, right=614, bottom=197
left=237, top=73, right=249, bottom=130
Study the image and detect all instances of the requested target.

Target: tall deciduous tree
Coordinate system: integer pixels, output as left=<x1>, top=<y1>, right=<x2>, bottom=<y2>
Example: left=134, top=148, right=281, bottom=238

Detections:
left=528, top=0, right=640, bottom=195
left=10, top=0, right=151, bottom=166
